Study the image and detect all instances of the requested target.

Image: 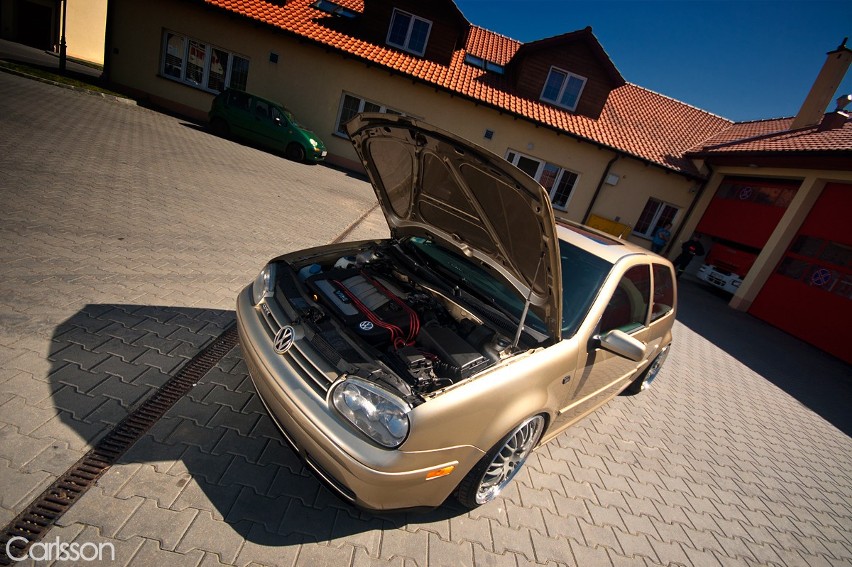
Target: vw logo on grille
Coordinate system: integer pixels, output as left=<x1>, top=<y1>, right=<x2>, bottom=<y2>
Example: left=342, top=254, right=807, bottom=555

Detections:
left=273, top=326, right=295, bottom=354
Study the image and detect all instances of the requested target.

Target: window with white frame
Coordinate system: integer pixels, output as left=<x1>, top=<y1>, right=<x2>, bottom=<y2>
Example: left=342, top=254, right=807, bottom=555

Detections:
left=506, top=150, right=579, bottom=211
left=540, top=66, right=587, bottom=111
left=386, top=9, right=432, bottom=56
left=335, top=93, right=403, bottom=136
left=633, top=198, right=679, bottom=239
left=161, top=31, right=249, bottom=93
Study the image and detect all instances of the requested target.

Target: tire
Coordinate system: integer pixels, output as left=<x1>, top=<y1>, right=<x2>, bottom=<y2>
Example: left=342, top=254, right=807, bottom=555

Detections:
left=285, top=142, right=306, bottom=162
left=624, top=344, right=670, bottom=395
left=456, top=415, right=546, bottom=508
left=209, top=118, right=229, bottom=138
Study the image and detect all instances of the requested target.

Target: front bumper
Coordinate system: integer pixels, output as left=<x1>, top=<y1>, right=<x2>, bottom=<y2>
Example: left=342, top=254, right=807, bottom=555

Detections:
left=306, top=149, right=327, bottom=162
left=696, top=265, right=740, bottom=294
left=235, top=285, right=482, bottom=510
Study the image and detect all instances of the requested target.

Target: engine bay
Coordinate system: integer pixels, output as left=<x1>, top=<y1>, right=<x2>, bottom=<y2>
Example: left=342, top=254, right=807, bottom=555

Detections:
left=294, top=245, right=516, bottom=394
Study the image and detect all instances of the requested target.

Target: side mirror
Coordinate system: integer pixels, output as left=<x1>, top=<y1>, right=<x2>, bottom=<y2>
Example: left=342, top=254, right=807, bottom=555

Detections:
left=597, top=329, right=646, bottom=361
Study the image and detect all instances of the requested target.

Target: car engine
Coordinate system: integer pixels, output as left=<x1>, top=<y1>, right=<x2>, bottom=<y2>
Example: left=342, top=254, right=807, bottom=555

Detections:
left=297, top=247, right=514, bottom=394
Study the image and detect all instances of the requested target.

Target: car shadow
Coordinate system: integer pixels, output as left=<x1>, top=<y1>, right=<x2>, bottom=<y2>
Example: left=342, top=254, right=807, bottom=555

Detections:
left=47, top=304, right=468, bottom=546
left=675, top=278, right=852, bottom=436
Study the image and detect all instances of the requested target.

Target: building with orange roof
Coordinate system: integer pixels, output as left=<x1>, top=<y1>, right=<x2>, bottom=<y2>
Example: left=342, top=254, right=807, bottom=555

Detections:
left=101, top=0, right=851, bottom=361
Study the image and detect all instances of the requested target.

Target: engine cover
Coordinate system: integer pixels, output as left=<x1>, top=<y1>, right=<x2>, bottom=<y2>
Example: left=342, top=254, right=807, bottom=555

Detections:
left=307, top=268, right=412, bottom=345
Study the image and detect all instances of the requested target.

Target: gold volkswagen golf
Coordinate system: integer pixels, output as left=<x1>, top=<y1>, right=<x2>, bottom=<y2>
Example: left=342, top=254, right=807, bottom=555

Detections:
left=236, top=114, right=675, bottom=511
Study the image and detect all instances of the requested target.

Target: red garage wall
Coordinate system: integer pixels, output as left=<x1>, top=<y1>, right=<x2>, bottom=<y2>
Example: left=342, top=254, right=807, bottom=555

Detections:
left=749, top=183, right=852, bottom=364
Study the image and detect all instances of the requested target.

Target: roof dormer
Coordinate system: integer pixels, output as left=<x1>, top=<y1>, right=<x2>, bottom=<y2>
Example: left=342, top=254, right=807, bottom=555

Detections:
left=360, top=0, right=468, bottom=64
left=508, top=27, right=625, bottom=119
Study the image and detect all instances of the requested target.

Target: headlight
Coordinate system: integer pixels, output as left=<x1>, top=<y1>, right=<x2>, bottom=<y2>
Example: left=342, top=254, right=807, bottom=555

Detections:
left=309, top=138, right=318, bottom=147
left=251, top=264, right=276, bottom=305
left=331, top=378, right=410, bottom=448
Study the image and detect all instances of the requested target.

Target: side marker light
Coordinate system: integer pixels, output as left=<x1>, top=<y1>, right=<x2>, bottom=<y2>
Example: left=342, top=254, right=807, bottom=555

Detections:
left=425, top=465, right=455, bottom=480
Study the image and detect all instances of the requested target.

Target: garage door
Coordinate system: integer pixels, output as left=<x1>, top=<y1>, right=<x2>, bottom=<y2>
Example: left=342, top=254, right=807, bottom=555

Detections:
left=749, top=183, right=852, bottom=364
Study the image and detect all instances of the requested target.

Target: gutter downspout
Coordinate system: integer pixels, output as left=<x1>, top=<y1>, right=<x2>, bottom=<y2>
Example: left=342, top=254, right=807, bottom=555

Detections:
left=666, top=163, right=714, bottom=255
left=582, top=153, right=620, bottom=223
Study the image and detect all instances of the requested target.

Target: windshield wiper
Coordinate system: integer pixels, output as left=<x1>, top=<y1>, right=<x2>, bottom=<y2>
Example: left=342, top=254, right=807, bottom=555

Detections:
left=392, top=242, right=453, bottom=293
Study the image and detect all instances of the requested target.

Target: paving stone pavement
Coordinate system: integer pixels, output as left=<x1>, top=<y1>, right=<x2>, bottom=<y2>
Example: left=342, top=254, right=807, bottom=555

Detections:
left=1, top=70, right=851, bottom=566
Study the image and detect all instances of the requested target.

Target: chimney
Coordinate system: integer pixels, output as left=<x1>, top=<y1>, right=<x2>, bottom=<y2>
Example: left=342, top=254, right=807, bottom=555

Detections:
left=790, top=38, right=852, bottom=130
left=817, top=94, right=851, bottom=131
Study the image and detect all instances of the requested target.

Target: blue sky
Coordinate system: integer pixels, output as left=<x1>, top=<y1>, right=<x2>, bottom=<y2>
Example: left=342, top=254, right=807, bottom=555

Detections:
left=454, top=0, right=852, bottom=122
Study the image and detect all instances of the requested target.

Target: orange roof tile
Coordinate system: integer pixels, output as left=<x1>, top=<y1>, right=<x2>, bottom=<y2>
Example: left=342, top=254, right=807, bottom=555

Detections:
left=690, top=117, right=852, bottom=154
left=465, top=26, right=521, bottom=66
left=203, top=0, right=740, bottom=175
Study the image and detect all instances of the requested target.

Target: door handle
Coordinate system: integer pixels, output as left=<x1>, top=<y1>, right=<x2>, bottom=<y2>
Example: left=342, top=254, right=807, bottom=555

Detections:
left=562, top=375, right=571, bottom=384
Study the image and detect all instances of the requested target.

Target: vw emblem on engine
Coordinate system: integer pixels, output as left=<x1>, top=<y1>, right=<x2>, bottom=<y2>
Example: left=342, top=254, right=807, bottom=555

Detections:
left=359, top=320, right=374, bottom=331
left=273, top=326, right=295, bottom=354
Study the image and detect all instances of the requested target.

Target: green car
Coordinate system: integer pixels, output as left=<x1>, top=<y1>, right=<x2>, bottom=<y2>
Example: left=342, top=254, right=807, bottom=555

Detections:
left=208, top=89, right=327, bottom=163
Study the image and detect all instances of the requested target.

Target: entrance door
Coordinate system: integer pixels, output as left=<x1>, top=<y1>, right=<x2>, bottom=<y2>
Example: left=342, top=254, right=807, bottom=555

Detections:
left=17, top=0, right=54, bottom=51
left=749, top=183, right=852, bottom=363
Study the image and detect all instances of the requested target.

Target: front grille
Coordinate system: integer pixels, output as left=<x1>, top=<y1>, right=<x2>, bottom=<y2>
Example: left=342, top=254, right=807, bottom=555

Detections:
left=257, top=299, right=336, bottom=395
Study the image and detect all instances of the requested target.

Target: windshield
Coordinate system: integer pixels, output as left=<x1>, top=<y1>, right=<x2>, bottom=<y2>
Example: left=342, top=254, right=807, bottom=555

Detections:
left=405, top=237, right=548, bottom=334
left=282, top=107, right=299, bottom=126
left=559, top=239, right=612, bottom=336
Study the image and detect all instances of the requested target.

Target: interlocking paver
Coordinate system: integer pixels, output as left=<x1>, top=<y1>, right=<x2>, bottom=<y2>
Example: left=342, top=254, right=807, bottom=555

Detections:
left=176, top=510, right=247, bottom=565
left=131, top=538, right=206, bottom=567
left=2, top=67, right=851, bottom=567
left=449, top=514, right=494, bottom=547
left=380, top=526, right=430, bottom=565
left=428, top=533, right=475, bottom=567
left=471, top=543, right=518, bottom=567
left=116, top=498, right=197, bottom=551
left=56, top=487, right=144, bottom=538
left=297, top=543, right=356, bottom=567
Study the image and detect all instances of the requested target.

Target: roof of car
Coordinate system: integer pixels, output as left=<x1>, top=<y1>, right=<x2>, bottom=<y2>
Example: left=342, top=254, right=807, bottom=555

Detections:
left=556, top=221, right=660, bottom=264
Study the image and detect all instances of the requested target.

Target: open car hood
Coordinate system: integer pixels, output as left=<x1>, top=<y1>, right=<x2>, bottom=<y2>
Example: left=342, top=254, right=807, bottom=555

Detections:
left=346, top=114, right=562, bottom=339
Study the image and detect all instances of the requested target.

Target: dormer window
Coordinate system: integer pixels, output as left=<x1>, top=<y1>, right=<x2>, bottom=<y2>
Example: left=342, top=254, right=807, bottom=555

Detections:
left=540, top=66, right=587, bottom=111
left=464, top=54, right=505, bottom=75
left=387, top=9, right=432, bottom=56
left=312, top=0, right=358, bottom=18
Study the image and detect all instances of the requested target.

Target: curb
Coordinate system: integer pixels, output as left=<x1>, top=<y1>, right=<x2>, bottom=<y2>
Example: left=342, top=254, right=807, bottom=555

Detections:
left=0, top=64, right=137, bottom=106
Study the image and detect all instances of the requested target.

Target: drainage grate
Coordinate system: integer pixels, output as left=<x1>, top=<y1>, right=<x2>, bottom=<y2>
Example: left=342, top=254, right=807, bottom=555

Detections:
left=0, top=325, right=239, bottom=565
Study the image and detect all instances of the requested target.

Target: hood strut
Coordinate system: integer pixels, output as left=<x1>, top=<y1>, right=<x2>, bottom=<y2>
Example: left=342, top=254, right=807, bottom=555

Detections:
left=512, top=253, right=545, bottom=350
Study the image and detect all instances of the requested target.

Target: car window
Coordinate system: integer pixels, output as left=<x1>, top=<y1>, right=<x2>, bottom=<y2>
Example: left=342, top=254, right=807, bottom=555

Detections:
left=559, top=240, right=612, bottom=337
left=254, top=100, right=270, bottom=121
left=650, top=264, right=674, bottom=322
left=599, top=265, right=650, bottom=334
left=226, top=90, right=250, bottom=111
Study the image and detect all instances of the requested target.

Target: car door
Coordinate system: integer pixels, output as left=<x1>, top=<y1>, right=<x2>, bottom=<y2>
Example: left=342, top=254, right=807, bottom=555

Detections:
left=555, top=263, right=652, bottom=427
left=224, top=90, right=253, bottom=137
left=646, top=263, right=676, bottom=349
left=246, top=98, right=275, bottom=147
left=252, top=102, right=298, bottom=153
